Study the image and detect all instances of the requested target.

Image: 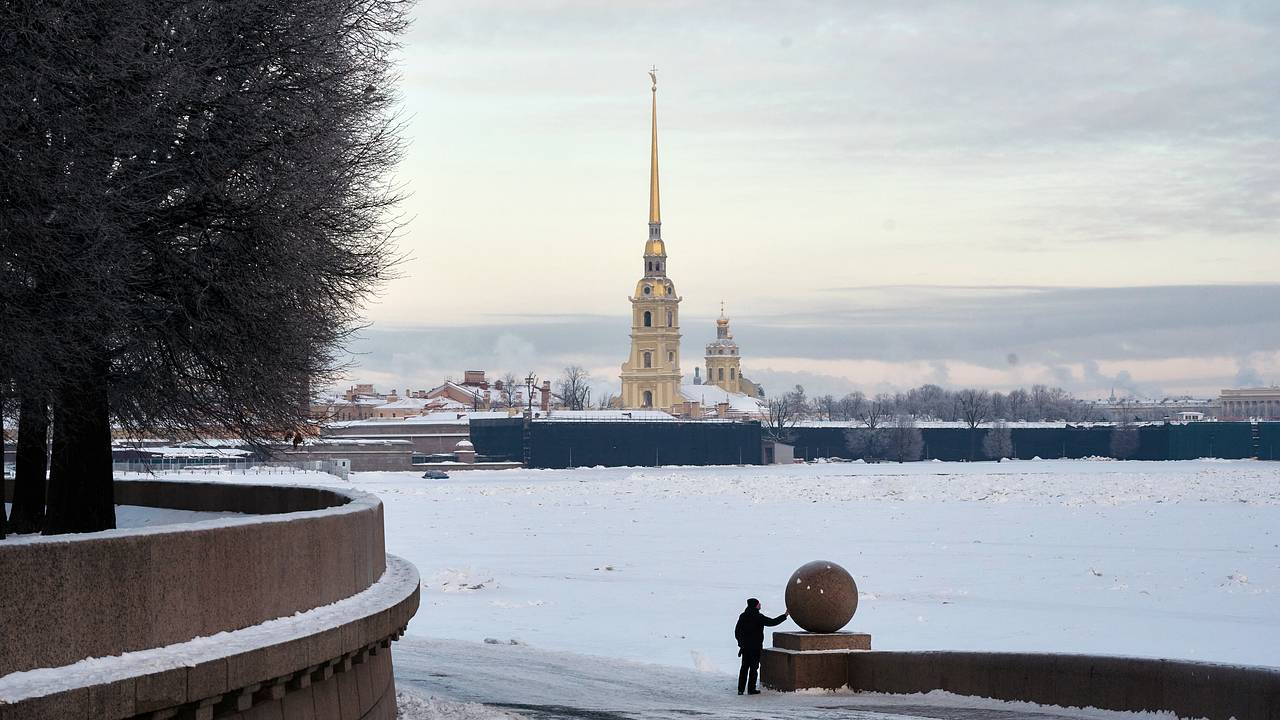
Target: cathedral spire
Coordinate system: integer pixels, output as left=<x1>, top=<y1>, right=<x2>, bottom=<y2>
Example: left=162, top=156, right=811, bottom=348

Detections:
left=648, top=66, right=661, bottom=239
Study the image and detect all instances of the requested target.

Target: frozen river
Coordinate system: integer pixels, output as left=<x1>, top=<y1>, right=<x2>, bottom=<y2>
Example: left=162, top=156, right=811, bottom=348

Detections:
left=125, top=459, right=1280, bottom=718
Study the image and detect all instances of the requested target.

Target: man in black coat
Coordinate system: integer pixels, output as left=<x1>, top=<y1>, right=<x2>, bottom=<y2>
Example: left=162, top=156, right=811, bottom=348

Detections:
left=734, top=597, right=788, bottom=695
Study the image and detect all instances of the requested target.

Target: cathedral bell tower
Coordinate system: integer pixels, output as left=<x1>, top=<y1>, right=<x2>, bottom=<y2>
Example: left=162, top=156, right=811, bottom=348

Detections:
left=620, top=68, right=682, bottom=410
left=705, top=304, right=743, bottom=394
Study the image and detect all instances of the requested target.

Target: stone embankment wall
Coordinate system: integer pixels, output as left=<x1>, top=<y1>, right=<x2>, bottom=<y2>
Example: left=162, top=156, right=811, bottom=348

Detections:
left=762, top=648, right=1280, bottom=720
left=0, top=479, right=420, bottom=720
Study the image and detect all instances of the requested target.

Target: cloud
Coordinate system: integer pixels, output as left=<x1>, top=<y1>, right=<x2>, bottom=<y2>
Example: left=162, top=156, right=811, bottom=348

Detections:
left=339, top=284, right=1280, bottom=398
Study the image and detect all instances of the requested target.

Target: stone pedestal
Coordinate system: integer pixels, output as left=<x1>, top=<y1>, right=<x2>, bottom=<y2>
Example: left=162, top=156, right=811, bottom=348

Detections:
left=761, top=631, right=872, bottom=691
left=772, top=631, right=871, bottom=651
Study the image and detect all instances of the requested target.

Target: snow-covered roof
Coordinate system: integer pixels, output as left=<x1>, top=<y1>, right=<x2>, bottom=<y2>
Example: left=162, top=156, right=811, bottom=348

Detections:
left=534, top=410, right=677, bottom=422
left=139, top=446, right=252, bottom=459
left=327, top=411, right=475, bottom=428
left=374, top=397, right=434, bottom=411
left=680, top=384, right=765, bottom=415
left=300, top=438, right=413, bottom=447
left=795, top=420, right=1135, bottom=429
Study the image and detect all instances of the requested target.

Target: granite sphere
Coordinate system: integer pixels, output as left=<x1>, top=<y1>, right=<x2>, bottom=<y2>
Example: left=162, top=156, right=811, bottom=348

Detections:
left=784, top=560, right=857, bottom=633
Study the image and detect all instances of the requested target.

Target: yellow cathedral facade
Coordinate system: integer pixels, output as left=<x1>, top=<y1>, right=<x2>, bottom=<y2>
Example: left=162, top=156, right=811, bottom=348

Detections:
left=620, top=68, right=683, bottom=410
left=620, top=70, right=762, bottom=412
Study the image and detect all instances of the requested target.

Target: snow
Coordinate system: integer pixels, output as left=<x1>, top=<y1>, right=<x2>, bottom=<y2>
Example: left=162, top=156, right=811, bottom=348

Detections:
left=140, top=445, right=252, bottom=458
left=680, top=384, right=765, bottom=414
left=536, top=409, right=679, bottom=421
left=136, top=460, right=1280, bottom=676
left=392, top=637, right=1185, bottom=720
left=2, top=477, right=375, bottom=547
left=0, top=556, right=418, bottom=702
left=1, top=504, right=245, bottom=544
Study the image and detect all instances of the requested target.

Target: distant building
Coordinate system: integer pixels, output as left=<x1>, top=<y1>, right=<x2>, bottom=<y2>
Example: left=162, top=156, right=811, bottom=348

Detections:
left=1219, top=387, right=1280, bottom=420
left=678, top=383, right=765, bottom=420
left=1097, top=397, right=1218, bottom=422
left=620, top=71, right=683, bottom=411
left=422, top=372, right=551, bottom=412
left=311, top=386, right=388, bottom=422
left=703, top=305, right=762, bottom=399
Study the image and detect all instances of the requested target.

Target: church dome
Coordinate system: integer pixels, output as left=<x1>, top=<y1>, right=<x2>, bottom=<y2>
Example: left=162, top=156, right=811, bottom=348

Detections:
left=645, top=238, right=666, bottom=256
left=634, top=278, right=676, bottom=298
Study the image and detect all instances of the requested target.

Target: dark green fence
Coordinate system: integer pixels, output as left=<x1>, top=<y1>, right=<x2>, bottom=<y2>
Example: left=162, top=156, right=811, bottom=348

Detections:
left=790, top=422, right=1273, bottom=462
left=1258, top=423, right=1280, bottom=461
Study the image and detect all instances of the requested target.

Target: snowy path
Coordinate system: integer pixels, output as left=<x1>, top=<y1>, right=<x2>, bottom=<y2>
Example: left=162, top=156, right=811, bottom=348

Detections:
left=392, top=637, right=1165, bottom=720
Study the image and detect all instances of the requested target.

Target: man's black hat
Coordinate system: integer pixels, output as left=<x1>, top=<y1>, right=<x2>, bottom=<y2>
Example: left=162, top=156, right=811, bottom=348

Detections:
left=746, top=598, right=760, bottom=608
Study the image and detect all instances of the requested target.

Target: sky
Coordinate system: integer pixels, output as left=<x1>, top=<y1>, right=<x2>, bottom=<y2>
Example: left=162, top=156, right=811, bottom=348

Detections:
left=343, top=0, right=1280, bottom=400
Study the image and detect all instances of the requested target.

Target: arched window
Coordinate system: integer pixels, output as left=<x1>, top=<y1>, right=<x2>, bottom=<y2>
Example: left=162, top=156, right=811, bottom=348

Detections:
left=642, top=390, right=653, bottom=407
left=643, top=351, right=652, bottom=368
left=730, top=368, right=736, bottom=380
left=667, top=351, right=674, bottom=363
left=718, top=367, right=725, bottom=381
left=667, top=311, right=673, bottom=327
left=647, top=261, right=652, bottom=272
left=643, top=311, right=652, bottom=327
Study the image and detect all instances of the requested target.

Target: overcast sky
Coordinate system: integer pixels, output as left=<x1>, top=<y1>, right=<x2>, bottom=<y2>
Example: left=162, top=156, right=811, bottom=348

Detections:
left=345, top=1, right=1280, bottom=400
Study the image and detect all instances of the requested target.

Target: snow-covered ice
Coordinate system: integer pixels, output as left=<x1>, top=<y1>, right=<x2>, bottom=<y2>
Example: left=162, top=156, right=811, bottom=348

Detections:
left=132, top=460, right=1280, bottom=672
left=108, top=461, right=1280, bottom=717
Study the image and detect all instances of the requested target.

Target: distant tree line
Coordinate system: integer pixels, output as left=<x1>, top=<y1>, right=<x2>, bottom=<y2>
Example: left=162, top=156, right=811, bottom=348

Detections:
left=763, top=383, right=1114, bottom=460
left=1, top=0, right=410, bottom=537
left=805, top=384, right=1105, bottom=425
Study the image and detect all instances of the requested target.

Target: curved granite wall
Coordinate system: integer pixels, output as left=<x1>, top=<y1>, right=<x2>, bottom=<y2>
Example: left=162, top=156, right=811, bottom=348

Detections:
left=763, top=648, right=1280, bottom=720
left=0, top=478, right=420, bottom=720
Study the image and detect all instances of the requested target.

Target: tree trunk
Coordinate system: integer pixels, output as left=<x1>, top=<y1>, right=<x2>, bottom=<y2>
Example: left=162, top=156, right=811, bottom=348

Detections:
left=9, top=393, right=50, bottom=534
left=1, top=391, right=5, bottom=540
left=43, top=363, right=115, bottom=535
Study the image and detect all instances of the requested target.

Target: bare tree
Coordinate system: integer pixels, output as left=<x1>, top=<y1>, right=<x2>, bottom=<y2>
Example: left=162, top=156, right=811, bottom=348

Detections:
left=495, top=373, right=520, bottom=409
left=554, top=366, right=592, bottom=411
left=837, top=391, right=865, bottom=422
left=983, top=421, right=1014, bottom=460
left=762, top=386, right=806, bottom=442
left=954, top=389, right=992, bottom=461
left=884, top=415, right=924, bottom=463
left=860, top=393, right=894, bottom=429
left=2, top=0, right=410, bottom=533
left=8, top=394, right=49, bottom=533
left=956, top=389, right=993, bottom=429
left=1005, top=388, right=1031, bottom=421
left=814, top=394, right=837, bottom=421
left=843, top=427, right=885, bottom=461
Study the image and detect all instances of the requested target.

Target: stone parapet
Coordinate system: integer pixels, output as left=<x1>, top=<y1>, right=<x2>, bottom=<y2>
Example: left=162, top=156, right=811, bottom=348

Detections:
left=0, top=479, right=419, bottom=720
left=762, top=649, right=1280, bottom=720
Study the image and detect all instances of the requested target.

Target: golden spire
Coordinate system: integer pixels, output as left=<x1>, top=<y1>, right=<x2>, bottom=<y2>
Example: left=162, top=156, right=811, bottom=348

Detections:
left=648, top=65, right=660, bottom=226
